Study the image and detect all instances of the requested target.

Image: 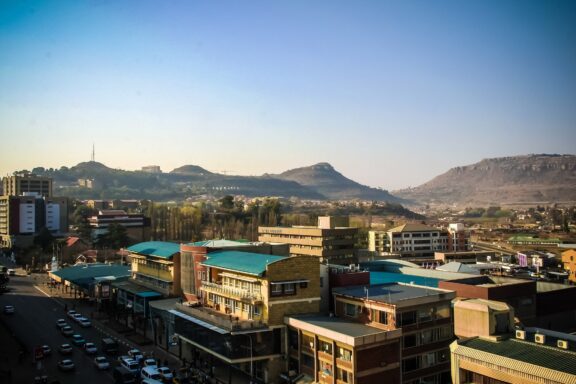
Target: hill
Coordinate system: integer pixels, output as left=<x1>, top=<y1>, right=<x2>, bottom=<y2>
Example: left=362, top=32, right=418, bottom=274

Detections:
left=395, top=154, right=576, bottom=207
left=269, top=163, right=403, bottom=202
left=22, top=161, right=402, bottom=202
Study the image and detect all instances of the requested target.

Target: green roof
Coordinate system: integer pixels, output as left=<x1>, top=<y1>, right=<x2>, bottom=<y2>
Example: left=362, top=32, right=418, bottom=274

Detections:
left=50, top=263, right=130, bottom=283
left=460, top=337, right=576, bottom=375
left=126, top=241, right=180, bottom=258
left=201, top=250, right=286, bottom=276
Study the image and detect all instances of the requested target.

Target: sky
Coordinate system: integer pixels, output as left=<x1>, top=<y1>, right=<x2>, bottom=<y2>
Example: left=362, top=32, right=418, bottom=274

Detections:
left=1, top=0, right=575, bottom=190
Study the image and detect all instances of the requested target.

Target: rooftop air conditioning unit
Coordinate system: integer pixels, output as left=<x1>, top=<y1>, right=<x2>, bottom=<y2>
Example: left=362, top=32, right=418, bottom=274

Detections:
left=515, top=330, right=526, bottom=340
left=557, top=340, right=569, bottom=349
left=534, top=334, right=545, bottom=344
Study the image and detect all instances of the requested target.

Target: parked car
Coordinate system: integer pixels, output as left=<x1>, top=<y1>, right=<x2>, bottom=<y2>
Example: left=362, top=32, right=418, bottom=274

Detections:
left=58, top=344, right=73, bottom=355
left=7, top=269, right=15, bottom=276
left=113, top=366, right=137, bottom=384
left=57, top=359, right=75, bottom=371
left=61, top=326, right=74, bottom=336
left=41, top=345, right=51, bottom=356
left=66, top=310, right=77, bottom=319
left=127, top=348, right=144, bottom=363
left=84, top=342, right=97, bottom=354
left=94, top=356, right=110, bottom=370
left=78, top=317, right=91, bottom=327
left=3, top=305, right=15, bottom=314
left=56, top=318, right=67, bottom=328
left=140, top=366, right=162, bottom=381
left=157, top=366, right=173, bottom=381
left=71, top=334, right=85, bottom=347
left=142, top=358, right=157, bottom=368
left=101, top=337, right=119, bottom=355
left=120, top=357, right=140, bottom=374
left=72, top=313, right=84, bottom=323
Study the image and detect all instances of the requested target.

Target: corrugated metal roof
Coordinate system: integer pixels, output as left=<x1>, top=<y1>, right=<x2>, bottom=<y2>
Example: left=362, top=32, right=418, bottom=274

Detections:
left=49, top=263, right=130, bottom=282
left=388, top=223, right=438, bottom=233
left=190, top=239, right=251, bottom=248
left=453, top=337, right=576, bottom=380
left=201, top=250, right=286, bottom=276
left=126, top=241, right=180, bottom=259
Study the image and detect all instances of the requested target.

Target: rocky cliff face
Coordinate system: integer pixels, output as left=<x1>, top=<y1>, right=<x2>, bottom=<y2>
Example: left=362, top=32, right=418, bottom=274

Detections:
left=395, top=154, right=576, bottom=206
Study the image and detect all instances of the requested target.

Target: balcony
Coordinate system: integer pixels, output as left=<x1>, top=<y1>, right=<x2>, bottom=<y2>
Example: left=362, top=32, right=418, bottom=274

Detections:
left=200, top=281, right=262, bottom=304
left=175, top=301, right=268, bottom=332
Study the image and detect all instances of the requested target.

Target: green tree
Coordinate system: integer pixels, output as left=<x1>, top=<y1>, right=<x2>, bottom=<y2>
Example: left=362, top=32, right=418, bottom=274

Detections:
left=34, top=227, right=55, bottom=252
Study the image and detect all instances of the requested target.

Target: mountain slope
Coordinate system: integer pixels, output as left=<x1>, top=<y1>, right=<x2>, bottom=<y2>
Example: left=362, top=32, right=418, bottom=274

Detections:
left=395, top=154, right=576, bottom=206
left=271, top=162, right=402, bottom=202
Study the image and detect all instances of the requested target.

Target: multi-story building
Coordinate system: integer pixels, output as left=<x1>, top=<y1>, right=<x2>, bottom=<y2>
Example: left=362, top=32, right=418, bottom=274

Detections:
left=0, top=194, right=68, bottom=248
left=180, top=239, right=288, bottom=302
left=258, top=216, right=358, bottom=264
left=368, top=223, right=469, bottom=262
left=335, top=284, right=455, bottom=384
left=88, top=209, right=150, bottom=243
left=562, top=249, right=576, bottom=284
left=2, top=173, right=53, bottom=197
left=450, top=329, right=576, bottom=383
left=125, top=241, right=181, bottom=297
left=171, top=251, right=321, bottom=383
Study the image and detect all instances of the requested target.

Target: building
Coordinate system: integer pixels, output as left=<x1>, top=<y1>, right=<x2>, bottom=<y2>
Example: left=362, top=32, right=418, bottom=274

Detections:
left=179, top=239, right=289, bottom=302
left=2, top=173, right=53, bottom=197
left=171, top=251, right=321, bottom=383
left=258, top=216, right=358, bottom=264
left=125, top=241, right=181, bottom=297
left=450, top=329, right=576, bottom=383
left=141, top=165, right=162, bottom=173
left=561, top=249, right=576, bottom=284
left=285, top=314, right=402, bottom=384
left=314, top=283, right=456, bottom=384
left=88, top=209, right=150, bottom=243
left=434, top=251, right=494, bottom=265
left=453, top=299, right=514, bottom=339
left=0, top=194, right=68, bottom=248
left=368, top=223, right=470, bottom=262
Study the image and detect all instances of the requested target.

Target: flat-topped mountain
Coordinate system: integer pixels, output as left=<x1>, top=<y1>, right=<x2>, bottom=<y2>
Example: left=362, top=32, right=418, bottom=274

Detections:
left=395, top=154, right=576, bottom=206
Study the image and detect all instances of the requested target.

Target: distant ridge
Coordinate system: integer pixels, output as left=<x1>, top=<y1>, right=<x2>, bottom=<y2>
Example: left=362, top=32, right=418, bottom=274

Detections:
left=20, top=161, right=401, bottom=202
left=395, top=154, right=576, bottom=206
left=270, top=162, right=402, bottom=202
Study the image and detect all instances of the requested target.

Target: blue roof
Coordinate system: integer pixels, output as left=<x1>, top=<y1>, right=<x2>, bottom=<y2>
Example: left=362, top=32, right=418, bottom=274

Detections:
left=371, top=271, right=441, bottom=288
left=127, top=241, right=180, bottom=259
left=201, top=250, right=286, bottom=276
left=137, top=291, right=163, bottom=298
left=50, top=263, right=131, bottom=282
left=190, top=239, right=250, bottom=248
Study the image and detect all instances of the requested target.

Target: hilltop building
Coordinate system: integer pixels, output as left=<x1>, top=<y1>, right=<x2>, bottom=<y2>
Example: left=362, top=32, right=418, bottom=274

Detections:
left=258, top=216, right=358, bottom=264
left=88, top=209, right=150, bottom=243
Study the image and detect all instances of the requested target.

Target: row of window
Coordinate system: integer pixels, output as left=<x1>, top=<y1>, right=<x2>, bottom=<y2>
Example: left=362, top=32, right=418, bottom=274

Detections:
left=133, top=258, right=171, bottom=272
left=402, top=349, right=449, bottom=372
left=403, top=326, right=453, bottom=348
left=221, top=276, right=258, bottom=292
left=270, top=281, right=308, bottom=296
left=208, top=293, right=262, bottom=316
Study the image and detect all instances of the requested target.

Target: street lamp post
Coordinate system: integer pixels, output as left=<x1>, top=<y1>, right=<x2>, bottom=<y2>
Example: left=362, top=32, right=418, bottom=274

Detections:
left=246, top=334, right=253, bottom=384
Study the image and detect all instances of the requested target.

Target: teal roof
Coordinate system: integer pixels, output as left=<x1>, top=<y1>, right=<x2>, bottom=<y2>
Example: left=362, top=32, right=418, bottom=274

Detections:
left=460, top=337, right=576, bottom=375
left=201, top=250, right=286, bottom=276
left=190, top=239, right=250, bottom=248
left=50, top=263, right=130, bottom=283
left=127, top=241, right=180, bottom=259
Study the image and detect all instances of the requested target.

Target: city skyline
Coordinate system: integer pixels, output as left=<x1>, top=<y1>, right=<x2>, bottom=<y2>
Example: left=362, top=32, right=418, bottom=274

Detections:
left=1, top=0, right=575, bottom=190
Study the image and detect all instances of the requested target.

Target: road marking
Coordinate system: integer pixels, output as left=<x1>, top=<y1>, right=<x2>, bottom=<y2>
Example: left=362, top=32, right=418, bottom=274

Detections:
left=33, top=285, right=51, bottom=298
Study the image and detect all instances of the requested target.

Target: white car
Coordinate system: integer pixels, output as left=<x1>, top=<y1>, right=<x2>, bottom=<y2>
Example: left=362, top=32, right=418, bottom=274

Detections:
left=67, top=310, right=77, bottom=319
left=157, top=366, right=173, bottom=381
left=3, top=305, right=15, bottom=314
left=140, top=366, right=162, bottom=381
left=84, top=342, right=98, bottom=354
left=78, top=317, right=92, bottom=327
left=56, top=319, right=68, bottom=328
left=58, top=359, right=75, bottom=371
left=143, top=358, right=157, bottom=368
left=94, top=356, right=110, bottom=370
left=127, top=348, right=143, bottom=363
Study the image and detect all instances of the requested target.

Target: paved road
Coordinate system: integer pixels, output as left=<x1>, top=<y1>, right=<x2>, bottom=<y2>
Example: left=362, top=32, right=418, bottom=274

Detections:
left=0, top=273, right=116, bottom=384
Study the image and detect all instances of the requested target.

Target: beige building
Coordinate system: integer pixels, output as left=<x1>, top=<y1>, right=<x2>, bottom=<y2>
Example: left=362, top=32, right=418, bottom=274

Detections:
left=258, top=216, right=358, bottom=264
left=2, top=173, right=53, bottom=198
left=453, top=299, right=514, bottom=339
left=173, top=251, right=321, bottom=383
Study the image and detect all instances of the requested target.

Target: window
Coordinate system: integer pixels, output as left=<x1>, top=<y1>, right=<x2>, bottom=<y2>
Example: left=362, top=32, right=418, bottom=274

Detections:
left=270, top=282, right=297, bottom=296
left=377, top=310, right=388, bottom=325
left=344, top=303, right=358, bottom=318
left=301, top=353, right=314, bottom=368
left=403, top=334, right=417, bottom=348
left=253, top=305, right=261, bottom=316
left=337, top=347, right=352, bottom=361
left=319, top=361, right=332, bottom=376
left=319, top=340, right=332, bottom=355
left=337, top=368, right=353, bottom=383
left=402, top=356, right=420, bottom=372
left=398, top=311, right=416, bottom=326
left=284, top=283, right=295, bottom=294
left=271, top=284, right=283, bottom=296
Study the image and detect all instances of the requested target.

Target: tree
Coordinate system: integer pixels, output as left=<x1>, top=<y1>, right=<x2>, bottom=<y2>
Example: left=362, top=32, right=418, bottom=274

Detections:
left=34, top=227, right=55, bottom=252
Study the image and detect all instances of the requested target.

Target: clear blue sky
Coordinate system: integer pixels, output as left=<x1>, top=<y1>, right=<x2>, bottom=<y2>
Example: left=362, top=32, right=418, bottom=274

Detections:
left=1, top=0, right=575, bottom=190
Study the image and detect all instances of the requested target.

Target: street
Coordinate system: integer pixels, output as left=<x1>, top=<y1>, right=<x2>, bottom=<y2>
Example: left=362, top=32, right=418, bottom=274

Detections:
left=1, top=272, right=119, bottom=384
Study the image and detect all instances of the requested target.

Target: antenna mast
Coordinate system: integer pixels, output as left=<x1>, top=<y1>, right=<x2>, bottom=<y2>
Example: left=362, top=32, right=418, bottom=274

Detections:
left=91, top=143, right=95, bottom=162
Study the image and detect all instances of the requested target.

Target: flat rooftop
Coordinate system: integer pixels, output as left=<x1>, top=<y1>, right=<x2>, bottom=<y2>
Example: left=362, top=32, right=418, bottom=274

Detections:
left=333, top=283, right=454, bottom=305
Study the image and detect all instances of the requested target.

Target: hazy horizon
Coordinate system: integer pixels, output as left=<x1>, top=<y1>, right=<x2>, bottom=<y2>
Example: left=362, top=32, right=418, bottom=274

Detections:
left=2, top=1, right=575, bottom=190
